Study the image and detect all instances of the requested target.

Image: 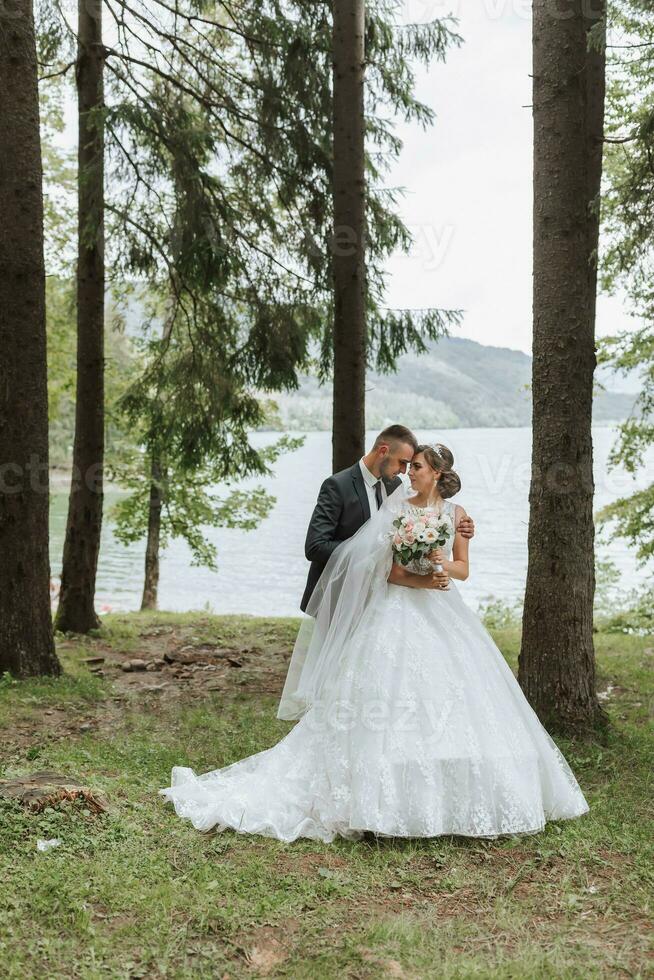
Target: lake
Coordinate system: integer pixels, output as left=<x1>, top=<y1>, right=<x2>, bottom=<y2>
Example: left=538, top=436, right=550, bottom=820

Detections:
left=49, top=426, right=651, bottom=617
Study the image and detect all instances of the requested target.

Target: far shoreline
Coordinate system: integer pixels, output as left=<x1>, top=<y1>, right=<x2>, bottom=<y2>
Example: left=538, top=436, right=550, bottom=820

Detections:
left=48, top=420, right=624, bottom=493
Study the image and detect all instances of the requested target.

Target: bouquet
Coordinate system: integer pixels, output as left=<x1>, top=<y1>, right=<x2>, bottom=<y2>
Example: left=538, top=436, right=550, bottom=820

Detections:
left=391, top=511, right=452, bottom=568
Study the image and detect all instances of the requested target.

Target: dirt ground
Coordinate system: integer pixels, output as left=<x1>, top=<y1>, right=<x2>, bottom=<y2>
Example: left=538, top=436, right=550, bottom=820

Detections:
left=6, top=619, right=294, bottom=755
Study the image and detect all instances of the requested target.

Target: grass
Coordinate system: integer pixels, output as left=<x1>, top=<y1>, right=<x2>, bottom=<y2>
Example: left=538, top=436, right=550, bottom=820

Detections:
left=0, top=613, right=652, bottom=978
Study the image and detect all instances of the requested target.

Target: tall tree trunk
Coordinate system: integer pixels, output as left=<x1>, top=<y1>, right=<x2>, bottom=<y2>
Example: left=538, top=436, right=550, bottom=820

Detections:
left=331, top=0, right=366, bottom=473
left=140, top=456, right=164, bottom=610
left=140, top=302, right=175, bottom=611
left=0, top=0, right=60, bottom=676
left=140, top=169, right=182, bottom=611
left=55, top=0, right=105, bottom=633
left=518, top=0, right=608, bottom=734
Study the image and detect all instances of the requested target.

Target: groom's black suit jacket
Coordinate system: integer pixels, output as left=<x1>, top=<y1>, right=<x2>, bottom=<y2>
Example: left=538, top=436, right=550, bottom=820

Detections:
left=300, top=462, right=402, bottom=612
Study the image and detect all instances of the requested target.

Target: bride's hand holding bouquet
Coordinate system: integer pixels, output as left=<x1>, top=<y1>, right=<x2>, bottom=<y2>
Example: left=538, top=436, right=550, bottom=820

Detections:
left=425, top=548, right=450, bottom=590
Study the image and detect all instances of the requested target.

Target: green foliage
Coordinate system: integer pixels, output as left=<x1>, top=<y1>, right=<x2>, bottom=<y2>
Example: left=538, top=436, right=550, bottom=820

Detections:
left=596, top=328, right=653, bottom=566
left=593, top=558, right=653, bottom=635
left=110, top=472, right=273, bottom=570
left=244, top=0, right=464, bottom=377
left=478, top=595, right=523, bottom=631
left=45, top=278, right=140, bottom=467
left=37, top=1, right=463, bottom=579
left=596, top=583, right=654, bottom=635
left=599, top=1, right=654, bottom=566
left=38, top=69, right=140, bottom=468
left=603, top=3, right=654, bottom=305
left=90, top=1, right=463, bottom=453
left=477, top=573, right=654, bottom=635
left=39, top=83, right=76, bottom=274
left=596, top=481, right=654, bottom=565
left=45, top=277, right=76, bottom=464
left=598, top=328, right=654, bottom=475
left=594, top=557, right=621, bottom=616
left=109, top=436, right=303, bottom=570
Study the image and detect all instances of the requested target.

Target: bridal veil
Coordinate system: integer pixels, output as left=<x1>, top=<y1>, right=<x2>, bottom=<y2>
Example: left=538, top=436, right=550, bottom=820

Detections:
left=277, top=481, right=411, bottom=720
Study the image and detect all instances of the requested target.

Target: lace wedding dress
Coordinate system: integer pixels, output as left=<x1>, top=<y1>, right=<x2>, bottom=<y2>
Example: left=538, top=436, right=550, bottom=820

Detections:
left=159, top=493, right=589, bottom=842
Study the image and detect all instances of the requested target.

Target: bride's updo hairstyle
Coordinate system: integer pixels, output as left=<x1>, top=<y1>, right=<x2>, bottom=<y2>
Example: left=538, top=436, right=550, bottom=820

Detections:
left=416, top=443, right=461, bottom=499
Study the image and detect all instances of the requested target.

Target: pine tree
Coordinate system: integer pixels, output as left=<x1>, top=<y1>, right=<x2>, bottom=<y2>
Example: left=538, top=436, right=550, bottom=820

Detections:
left=249, top=2, right=462, bottom=472
left=42, top=2, right=322, bottom=628
left=39, top=1, right=461, bottom=620
left=0, top=0, right=59, bottom=677
left=518, top=0, right=608, bottom=734
left=100, top=69, right=310, bottom=602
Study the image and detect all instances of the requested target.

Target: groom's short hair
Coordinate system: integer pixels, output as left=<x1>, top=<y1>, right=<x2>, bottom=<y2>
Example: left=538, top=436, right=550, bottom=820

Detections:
left=374, top=424, right=418, bottom=452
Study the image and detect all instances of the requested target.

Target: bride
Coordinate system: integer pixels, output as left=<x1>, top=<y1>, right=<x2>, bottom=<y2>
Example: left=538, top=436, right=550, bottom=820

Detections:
left=160, top=444, right=589, bottom=841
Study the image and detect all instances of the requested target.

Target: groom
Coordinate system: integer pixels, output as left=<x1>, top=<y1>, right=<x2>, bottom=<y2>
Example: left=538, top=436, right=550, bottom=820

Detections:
left=301, top=424, right=475, bottom=612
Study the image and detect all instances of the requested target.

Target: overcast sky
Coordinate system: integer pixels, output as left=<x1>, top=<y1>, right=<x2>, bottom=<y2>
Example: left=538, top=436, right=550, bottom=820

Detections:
left=385, top=0, right=632, bottom=355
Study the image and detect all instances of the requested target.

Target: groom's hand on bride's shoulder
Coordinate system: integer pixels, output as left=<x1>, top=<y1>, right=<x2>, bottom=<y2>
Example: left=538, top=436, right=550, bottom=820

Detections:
left=457, top=514, right=475, bottom=539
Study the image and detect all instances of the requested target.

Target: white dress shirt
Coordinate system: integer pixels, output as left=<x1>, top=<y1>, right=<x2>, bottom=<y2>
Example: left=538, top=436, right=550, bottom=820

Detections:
left=359, top=458, right=387, bottom=514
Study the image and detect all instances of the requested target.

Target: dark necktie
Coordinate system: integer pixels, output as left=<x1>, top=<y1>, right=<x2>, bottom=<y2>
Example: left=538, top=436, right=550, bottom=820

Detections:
left=374, top=479, right=384, bottom=510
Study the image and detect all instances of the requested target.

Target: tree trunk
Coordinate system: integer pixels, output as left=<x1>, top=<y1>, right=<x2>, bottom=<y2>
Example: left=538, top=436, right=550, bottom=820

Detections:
left=0, top=0, right=60, bottom=676
left=55, top=0, right=105, bottom=633
left=331, top=0, right=367, bottom=473
left=518, top=0, right=608, bottom=735
left=140, top=280, right=177, bottom=612
left=140, top=456, right=164, bottom=610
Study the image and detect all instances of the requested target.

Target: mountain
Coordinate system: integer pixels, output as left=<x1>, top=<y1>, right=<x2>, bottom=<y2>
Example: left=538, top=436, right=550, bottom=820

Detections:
left=267, top=336, right=636, bottom=430
left=116, top=288, right=637, bottom=429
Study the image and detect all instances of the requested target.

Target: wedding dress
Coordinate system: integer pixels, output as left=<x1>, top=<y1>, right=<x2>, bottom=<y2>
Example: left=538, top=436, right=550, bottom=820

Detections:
left=159, top=486, right=589, bottom=842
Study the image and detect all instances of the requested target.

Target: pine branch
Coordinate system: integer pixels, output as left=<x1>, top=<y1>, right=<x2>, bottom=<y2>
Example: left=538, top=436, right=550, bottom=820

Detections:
left=38, top=60, right=76, bottom=82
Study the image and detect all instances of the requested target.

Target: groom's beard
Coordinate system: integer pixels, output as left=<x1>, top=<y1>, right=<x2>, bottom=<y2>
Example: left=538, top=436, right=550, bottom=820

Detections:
left=379, top=458, right=393, bottom=481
